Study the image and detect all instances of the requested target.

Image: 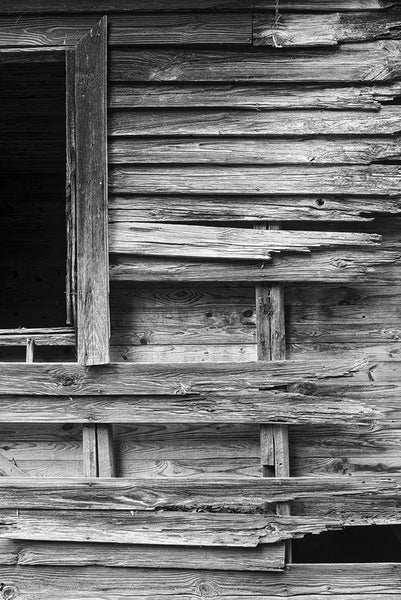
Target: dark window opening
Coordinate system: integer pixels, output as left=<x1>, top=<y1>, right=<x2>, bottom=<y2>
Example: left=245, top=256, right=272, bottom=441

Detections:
left=292, top=526, right=401, bottom=563
left=0, top=59, right=67, bottom=330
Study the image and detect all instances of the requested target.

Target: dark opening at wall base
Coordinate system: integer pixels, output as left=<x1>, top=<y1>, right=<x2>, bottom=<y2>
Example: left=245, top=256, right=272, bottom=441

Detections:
left=293, top=525, right=401, bottom=563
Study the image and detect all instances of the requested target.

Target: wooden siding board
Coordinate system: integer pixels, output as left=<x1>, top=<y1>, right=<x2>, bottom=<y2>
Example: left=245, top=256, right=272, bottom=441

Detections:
left=0, top=14, right=252, bottom=46
left=110, top=43, right=401, bottom=82
left=0, top=358, right=369, bottom=395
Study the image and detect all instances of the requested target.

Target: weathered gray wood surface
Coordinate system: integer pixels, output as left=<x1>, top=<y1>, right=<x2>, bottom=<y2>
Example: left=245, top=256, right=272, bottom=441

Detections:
left=0, top=476, right=400, bottom=513
left=0, top=563, right=397, bottom=599
left=109, top=223, right=380, bottom=261
left=0, top=15, right=252, bottom=46
left=0, top=358, right=368, bottom=395
left=109, top=165, right=401, bottom=196
left=109, top=194, right=401, bottom=222
left=0, top=539, right=285, bottom=571
left=75, top=17, right=110, bottom=365
left=0, top=392, right=375, bottom=424
left=0, top=328, right=75, bottom=346
left=110, top=43, right=401, bottom=82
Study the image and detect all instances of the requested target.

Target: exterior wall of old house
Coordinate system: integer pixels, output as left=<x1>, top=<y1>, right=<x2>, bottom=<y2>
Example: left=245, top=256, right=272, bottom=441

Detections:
left=0, top=1, right=400, bottom=597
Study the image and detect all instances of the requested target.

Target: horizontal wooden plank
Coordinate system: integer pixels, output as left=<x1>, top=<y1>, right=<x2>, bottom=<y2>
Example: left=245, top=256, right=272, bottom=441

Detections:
left=0, top=328, right=75, bottom=347
left=110, top=42, right=401, bottom=82
left=0, top=14, right=251, bottom=46
left=0, top=358, right=367, bottom=395
left=1, top=539, right=285, bottom=571
left=0, top=1, right=396, bottom=12
left=110, top=249, right=401, bottom=283
left=109, top=137, right=401, bottom=165
left=0, top=509, right=353, bottom=547
left=109, top=223, right=380, bottom=261
left=109, top=165, right=401, bottom=196
left=0, top=563, right=398, bottom=599
left=109, top=194, right=401, bottom=222
left=253, top=7, right=401, bottom=47
left=1, top=475, right=401, bottom=517
left=0, top=391, right=375, bottom=424
left=109, top=81, right=401, bottom=109
left=109, top=107, right=401, bottom=136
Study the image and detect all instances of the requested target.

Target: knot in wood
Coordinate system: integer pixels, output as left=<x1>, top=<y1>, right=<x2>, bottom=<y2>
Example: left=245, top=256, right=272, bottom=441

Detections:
left=59, top=374, right=77, bottom=387
left=0, top=585, right=18, bottom=600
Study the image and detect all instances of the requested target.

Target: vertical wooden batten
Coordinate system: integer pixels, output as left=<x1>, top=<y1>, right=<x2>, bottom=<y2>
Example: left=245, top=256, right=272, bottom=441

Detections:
left=255, top=221, right=291, bottom=564
left=75, top=16, right=110, bottom=365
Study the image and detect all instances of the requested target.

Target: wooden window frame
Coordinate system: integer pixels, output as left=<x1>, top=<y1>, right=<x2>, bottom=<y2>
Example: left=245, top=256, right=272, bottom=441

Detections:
left=0, top=17, right=110, bottom=365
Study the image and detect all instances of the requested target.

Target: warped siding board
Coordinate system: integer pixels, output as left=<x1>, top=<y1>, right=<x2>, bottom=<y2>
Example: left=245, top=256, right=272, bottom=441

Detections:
left=108, top=223, right=380, bottom=261
left=0, top=539, right=285, bottom=571
left=109, top=195, right=401, bottom=223
left=110, top=43, right=401, bottom=82
left=288, top=342, right=401, bottom=362
left=108, top=137, right=401, bottom=165
left=109, top=165, right=401, bottom=196
left=109, top=81, right=401, bottom=109
left=0, top=14, right=252, bottom=46
left=110, top=249, right=401, bottom=283
left=0, top=564, right=398, bottom=599
left=0, top=510, right=357, bottom=547
left=0, top=391, right=374, bottom=424
left=0, top=358, right=369, bottom=395
left=253, top=7, right=401, bottom=47
left=109, top=107, right=401, bottom=136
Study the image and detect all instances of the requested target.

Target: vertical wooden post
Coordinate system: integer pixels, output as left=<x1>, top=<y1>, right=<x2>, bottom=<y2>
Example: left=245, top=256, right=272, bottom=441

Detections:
left=255, top=222, right=291, bottom=563
left=25, top=338, right=35, bottom=364
left=82, top=424, right=115, bottom=477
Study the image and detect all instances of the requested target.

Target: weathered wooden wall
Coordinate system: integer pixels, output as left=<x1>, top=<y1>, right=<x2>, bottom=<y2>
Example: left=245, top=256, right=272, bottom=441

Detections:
left=0, top=0, right=401, bottom=596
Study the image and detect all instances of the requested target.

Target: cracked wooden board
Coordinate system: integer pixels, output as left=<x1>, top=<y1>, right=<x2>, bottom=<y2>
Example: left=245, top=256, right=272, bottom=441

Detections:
left=0, top=358, right=369, bottom=395
left=108, top=223, right=380, bottom=261
left=0, top=391, right=376, bottom=424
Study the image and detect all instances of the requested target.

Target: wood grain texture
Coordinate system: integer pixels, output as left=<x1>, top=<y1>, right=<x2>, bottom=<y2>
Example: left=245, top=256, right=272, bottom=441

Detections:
left=0, top=14, right=252, bottom=46
left=109, top=194, right=401, bottom=223
left=0, top=392, right=375, bottom=424
left=0, top=509, right=386, bottom=547
left=110, top=42, right=401, bottom=82
left=0, top=539, right=285, bottom=571
left=109, top=165, right=401, bottom=196
left=0, top=563, right=398, bottom=599
left=0, top=358, right=368, bottom=395
left=109, top=81, right=401, bottom=109
left=110, top=249, right=401, bottom=283
left=109, top=137, right=401, bottom=165
left=0, top=328, right=75, bottom=347
left=0, top=1, right=395, bottom=11
left=109, top=106, right=401, bottom=136
left=75, top=17, right=110, bottom=365
left=109, top=223, right=380, bottom=261
left=0, top=476, right=401, bottom=520
left=253, top=7, right=401, bottom=47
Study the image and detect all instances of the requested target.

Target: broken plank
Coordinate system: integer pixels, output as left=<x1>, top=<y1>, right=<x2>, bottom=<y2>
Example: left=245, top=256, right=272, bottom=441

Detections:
left=253, top=7, right=401, bottom=47
left=109, top=107, right=401, bottom=136
left=108, top=222, right=380, bottom=261
left=0, top=358, right=368, bottom=396
left=0, top=14, right=252, bottom=46
left=109, top=165, right=401, bottom=196
left=0, top=510, right=363, bottom=547
left=108, top=194, right=401, bottom=223
left=0, top=328, right=75, bottom=347
left=110, top=42, right=401, bottom=82
left=109, top=81, right=401, bottom=109
left=0, top=391, right=376, bottom=424
left=0, top=454, right=28, bottom=478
